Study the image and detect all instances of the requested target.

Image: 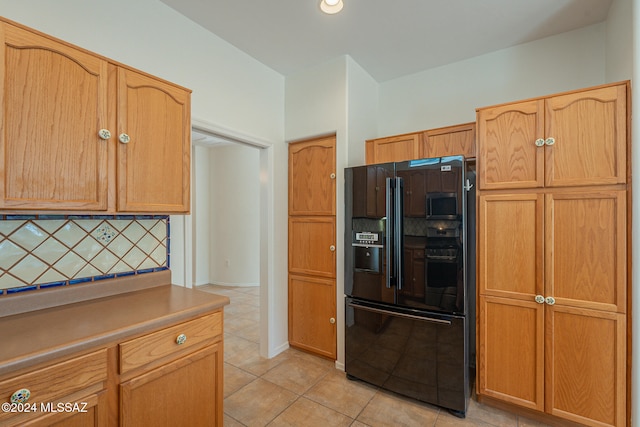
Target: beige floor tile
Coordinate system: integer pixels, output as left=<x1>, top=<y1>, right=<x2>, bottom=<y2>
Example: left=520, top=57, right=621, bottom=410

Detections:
left=238, top=286, right=260, bottom=296
left=224, top=362, right=257, bottom=398
left=262, top=353, right=332, bottom=395
left=268, top=397, right=354, bottom=427
left=225, top=334, right=259, bottom=359
left=287, top=348, right=336, bottom=369
left=225, top=315, right=259, bottom=334
left=224, top=378, right=298, bottom=426
left=464, top=398, right=518, bottom=427
left=226, top=349, right=293, bottom=377
left=357, top=391, right=440, bottom=427
left=435, top=410, right=497, bottom=426
left=304, top=369, right=377, bottom=418
left=224, top=413, right=246, bottom=427
left=225, top=302, right=259, bottom=317
left=235, top=323, right=261, bottom=343
left=516, top=416, right=552, bottom=427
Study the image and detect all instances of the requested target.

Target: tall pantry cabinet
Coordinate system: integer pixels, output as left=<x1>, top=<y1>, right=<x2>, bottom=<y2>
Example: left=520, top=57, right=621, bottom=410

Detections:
left=476, top=82, right=629, bottom=427
left=288, top=135, right=337, bottom=359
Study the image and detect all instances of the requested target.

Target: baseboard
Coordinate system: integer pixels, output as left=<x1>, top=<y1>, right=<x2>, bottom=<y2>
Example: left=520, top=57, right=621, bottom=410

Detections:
left=205, top=281, right=259, bottom=287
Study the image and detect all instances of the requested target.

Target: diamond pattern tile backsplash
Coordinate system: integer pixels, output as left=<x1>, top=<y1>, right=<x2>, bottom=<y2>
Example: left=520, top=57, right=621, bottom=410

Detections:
left=0, top=215, right=169, bottom=294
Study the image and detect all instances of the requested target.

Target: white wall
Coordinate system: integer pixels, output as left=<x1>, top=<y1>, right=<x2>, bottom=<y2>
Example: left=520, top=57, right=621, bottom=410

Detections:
left=346, top=57, right=380, bottom=167
left=192, top=145, right=211, bottom=286
left=377, top=23, right=607, bottom=136
left=209, top=144, right=260, bottom=287
left=606, top=0, right=633, bottom=82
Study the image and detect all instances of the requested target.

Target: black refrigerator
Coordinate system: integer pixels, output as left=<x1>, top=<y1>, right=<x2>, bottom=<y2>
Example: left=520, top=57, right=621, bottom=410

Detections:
left=344, top=155, right=475, bottom=417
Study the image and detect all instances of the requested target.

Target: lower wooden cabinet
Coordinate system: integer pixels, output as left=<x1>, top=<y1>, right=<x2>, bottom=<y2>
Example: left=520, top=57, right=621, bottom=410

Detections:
left=477, top=189, right=627, bottom=426
left=120, top=344, right=222, bottom=427
left=288, top=275, right=337, bottom=359
left=0, top=311, right=224, bottom=427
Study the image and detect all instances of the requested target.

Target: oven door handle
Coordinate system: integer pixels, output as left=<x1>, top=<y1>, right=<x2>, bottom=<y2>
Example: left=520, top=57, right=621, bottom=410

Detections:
left=348, top=302, right=452, bottom=325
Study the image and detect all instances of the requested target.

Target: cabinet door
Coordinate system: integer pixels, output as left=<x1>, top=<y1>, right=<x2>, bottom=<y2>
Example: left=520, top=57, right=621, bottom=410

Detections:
left=478, top=295, right=544, bottom=411
left=289, top=217, right=336, bottom=278
left=478, top=193, right=544, bottom=300
left=366, top=133, right=420, bottom=164
left=289, top=136, right=336, bottom=216
left=117, top=68, right=191, bottom=213
left=120, top=344, right=222, bottom=427
left=545, top=190, right=626, bottom=313
left=288, top=275, right=337, bottom=359
left=546, top=306, right=626, bottom=427
left=545, top=85, right=627, bottom=187
left=423, top=123, right=476, bottom=158
left=0, top=23, right=109, bottom=210
left=477, top=100, right=544, bottom=190
left=398, top=169, right=426, bottom=217
left=26, top=392, right=107, bottom=427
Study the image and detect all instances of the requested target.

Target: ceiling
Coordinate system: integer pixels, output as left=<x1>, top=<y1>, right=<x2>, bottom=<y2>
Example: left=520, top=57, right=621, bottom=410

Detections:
left=159, top=0, right=612, bottom=83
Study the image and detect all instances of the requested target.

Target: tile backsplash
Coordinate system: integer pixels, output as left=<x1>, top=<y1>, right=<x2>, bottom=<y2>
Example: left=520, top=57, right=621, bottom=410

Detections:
left=0, top=215, right=169, bottom=294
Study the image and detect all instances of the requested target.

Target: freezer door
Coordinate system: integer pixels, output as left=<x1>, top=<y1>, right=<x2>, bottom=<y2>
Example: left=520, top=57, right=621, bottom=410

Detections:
left=345, top=298, right=470, bottom=414
left=344, top=163, right=395, bottom=304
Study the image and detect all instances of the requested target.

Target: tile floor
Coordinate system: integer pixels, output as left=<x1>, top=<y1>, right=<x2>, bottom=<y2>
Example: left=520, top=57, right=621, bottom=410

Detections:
left=198, top=284, right=549, bottom=427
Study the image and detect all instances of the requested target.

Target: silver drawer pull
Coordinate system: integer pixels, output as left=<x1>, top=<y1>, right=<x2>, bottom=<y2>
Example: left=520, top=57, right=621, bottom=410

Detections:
left=176, top=334, right=187, bottom=345
left=10, top=388, right=31, bottom=404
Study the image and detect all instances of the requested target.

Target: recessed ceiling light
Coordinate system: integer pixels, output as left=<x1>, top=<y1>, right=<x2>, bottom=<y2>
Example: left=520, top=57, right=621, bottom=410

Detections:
left=320, top=0, right=344, bottom=14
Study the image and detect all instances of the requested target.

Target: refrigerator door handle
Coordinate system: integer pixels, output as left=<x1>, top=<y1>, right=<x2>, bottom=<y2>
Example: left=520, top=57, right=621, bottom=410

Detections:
left=385, top=177, right=393, bottom=289
left=394, top=177, right=404, bottom=290
left=347, top=302, right=452, bottom=325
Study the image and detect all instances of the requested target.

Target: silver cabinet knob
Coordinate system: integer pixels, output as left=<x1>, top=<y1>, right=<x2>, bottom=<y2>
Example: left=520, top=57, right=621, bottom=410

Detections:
left=330, top=173, right=336, bottom=180
left=535, top=138, right=545, bottom=147
left=329, top=318, right=336, bottom=324
left=545, top=296, right=556, bottom=306
left=119, top=133, right=131, bottom=144
left=176, top=333, right=187, bottom=345
left=330, top=245, right=336, bottom=252
left=545, top=137, right=555, bottom=146
left=10, top=388, right=31, bottom=404
left=98, top=129, right=112, bottom=140
left=535, top=295, right=545, bottom=304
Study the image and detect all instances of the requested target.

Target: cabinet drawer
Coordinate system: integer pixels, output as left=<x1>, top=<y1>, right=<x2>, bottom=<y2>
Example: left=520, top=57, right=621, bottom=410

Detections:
left=119, top=312, right=222, bottom=374
left=0, top=349, right=107, bottom=424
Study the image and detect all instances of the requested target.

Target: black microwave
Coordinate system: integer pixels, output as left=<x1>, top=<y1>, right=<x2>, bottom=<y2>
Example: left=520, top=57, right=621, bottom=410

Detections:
left=426, top=192, right=458, bottom=219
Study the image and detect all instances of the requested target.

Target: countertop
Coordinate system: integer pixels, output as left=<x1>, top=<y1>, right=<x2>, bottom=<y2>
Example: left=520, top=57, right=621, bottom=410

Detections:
left=0, top=271, right=229, bottom=377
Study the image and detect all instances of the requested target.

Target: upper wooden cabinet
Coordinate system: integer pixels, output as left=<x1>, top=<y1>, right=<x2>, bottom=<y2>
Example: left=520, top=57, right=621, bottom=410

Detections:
left=366, top=122, right=476, bottom=165
left=0, top=19, right=191, bottom=213
left=477, top=83, right=627, bottom=190
left=365, top=133, right=421, bottom=164
left=0, top=22, right=110, bottom=211
left=116, top=68, right=190, bottom=213
left=288, top=135, right=336, bottom=216
left=422, top=122, right=476, bottom=159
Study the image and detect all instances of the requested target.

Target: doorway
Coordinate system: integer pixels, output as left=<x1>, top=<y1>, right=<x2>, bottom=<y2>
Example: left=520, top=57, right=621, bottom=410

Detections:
left=186, top=120, right=275, bottom=358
